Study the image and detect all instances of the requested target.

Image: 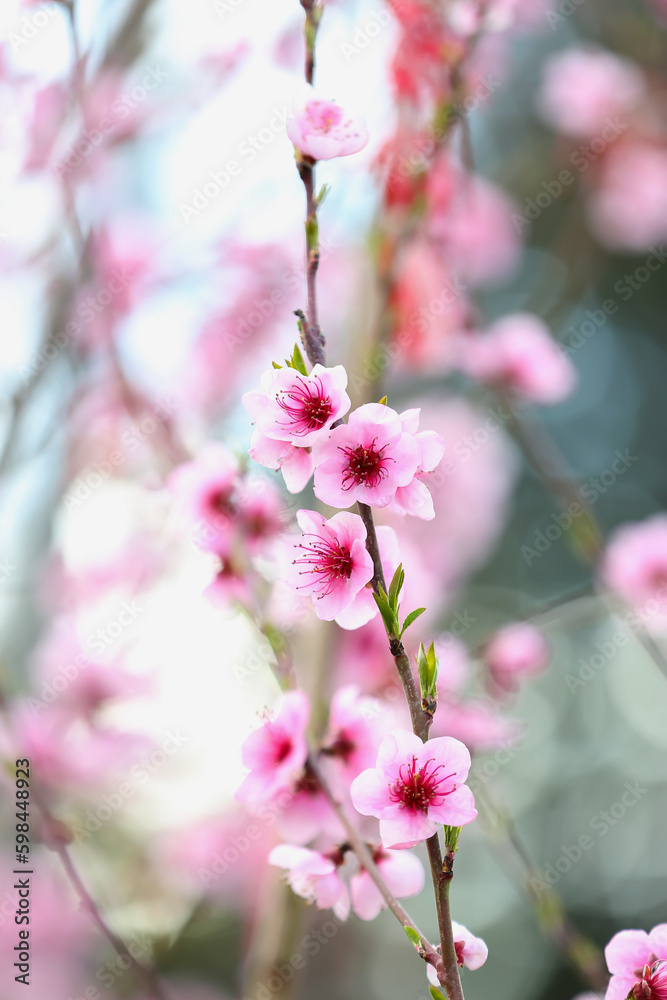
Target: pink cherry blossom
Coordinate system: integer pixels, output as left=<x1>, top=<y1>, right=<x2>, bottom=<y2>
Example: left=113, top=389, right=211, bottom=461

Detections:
left=484, top=622, right=550, bottom=694
left=243, top=364, right=350, bottom=447
left=333, top=523, right=400, bottom=631
left=167, top=443, right=241, bottom=556
left=268, top=844, right=350, bottom=920
left=604, top=924, right=667, bottom=1000
left=235, top=476, right=286, bottom=553
left=426, top=920, right=489, bottom=985
left=350, top=729, right=477, bottom=849
left=461, top=313, right=576, bottom=404
left=390, top=408, right=445, bottom=520
left=274, top=776, right=345, bottom=844
left=433, top=634, right=471, bottom=697
left=600, top=515, right=667, bottom=625
left=350, top=846, right=424, bottom=921
left=427, top=161, right=521, bottom=287
left=537, top=48, right=644, bottom=138
left=247, top=431, right=315, bottom=493
left=385, top=399, right=517, bottom=606
left=587, top=143, right=667, bottom=251
left=286, top=510, right=374, bottom=625
left=322, top=684, right=386, bottom=783
left=286, top=86, right=368, bottom=160
left=313, top=403, right=425, bottom=511
left=203, top=559, right=252, bottom=607
left=235, top=691, right=310, bottom=806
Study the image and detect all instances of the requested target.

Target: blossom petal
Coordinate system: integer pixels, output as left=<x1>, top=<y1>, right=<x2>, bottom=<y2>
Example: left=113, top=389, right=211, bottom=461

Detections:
left=379, top=806, right=436, bottom=849
left=605, top=929, right=651, bottom=976
left=350, top=767, right=389, bottom=817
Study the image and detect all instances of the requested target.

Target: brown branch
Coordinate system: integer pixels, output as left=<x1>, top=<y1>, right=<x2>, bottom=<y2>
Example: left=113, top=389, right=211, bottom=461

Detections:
left=308, top=753, right=441, bottom=970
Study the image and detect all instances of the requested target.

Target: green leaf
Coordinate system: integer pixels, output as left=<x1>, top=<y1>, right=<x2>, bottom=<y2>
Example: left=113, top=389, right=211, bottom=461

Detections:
left=417, top=641, right=438, bottom=701
left=316, top=183, right=331, bottom=206
left=388, top=563, right=405, bottom=611
left=378, top=395, right=388, bottom=405
left=373, top=589, right=398, bottom=636
left=290, top=343, right=308, bottom=377
left=400, top=607, right=426, bottom=638
left=403, top=926, right=422, bottom=950
left=272, top=361, right=282, bottom=369
left=429, top=986, right=448, bottom=1000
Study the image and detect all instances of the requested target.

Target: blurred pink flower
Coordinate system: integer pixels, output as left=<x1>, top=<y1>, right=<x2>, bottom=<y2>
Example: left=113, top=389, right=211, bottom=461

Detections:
left=434, top=633, right=471, bottom=697
left=431, top=699, right=521, bottom=752
left=235, top=476, right=286, bottom=553
left=235, top=691, right=309, bottom=806
left=5, top=704, right=151, bottom=791
left=604, top=924, right=667, bottom=1000
left=313, top=403, right=425, bottom=511
left=323, top=684, right=386, bottom=783
left=461, top=313, right=576, bottom=404
left=350, top=846, right=424, bottom=920
left=168, top=443, right=241, bottom=556
left=484, top=622, right=550, bottom=694
left=161, top=811, right=274, bottom=910
left=204, top=559, right=252, bottom=607
left=537, top=48, right=644, bottom=138
left=426, top=920, right=488, bottom=986
left=287, top=86, right=368, bottom=160
left=390, top=239, right=469, bottom=370
left=286, top=510, right=374, bottom=626
left=269, top=844, right=350, bottom=919
left=600, top=515, right=667, bottom=623
left=350, top=729, right=476, bottom=849
left=23, top=81, right=68, bottom=173
left=384, top=398, right=517, bottom=604
left=428, top=162, right=521, bottom=287
left=587, top=143, right=667, bottom=251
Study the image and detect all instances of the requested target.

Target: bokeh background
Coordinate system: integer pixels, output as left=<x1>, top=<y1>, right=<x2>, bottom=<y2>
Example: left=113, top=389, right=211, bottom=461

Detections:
left=1, top=1, right=666, bottom=999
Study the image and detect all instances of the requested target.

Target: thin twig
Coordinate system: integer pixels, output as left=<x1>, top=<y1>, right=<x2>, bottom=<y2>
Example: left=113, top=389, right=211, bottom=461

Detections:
left=307, top=753, right=441, bottom=970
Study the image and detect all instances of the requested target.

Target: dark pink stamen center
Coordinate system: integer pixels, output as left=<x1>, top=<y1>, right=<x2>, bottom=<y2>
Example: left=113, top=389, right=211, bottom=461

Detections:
left=293, top=532, right=353, bottom=598
left=388, top=756, right=456, bottom=813
left=339, top=437, right=394, bottom=490
left=276, top=375, right=333, bottom=435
